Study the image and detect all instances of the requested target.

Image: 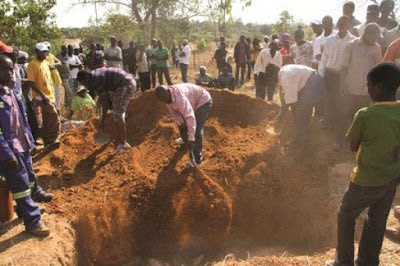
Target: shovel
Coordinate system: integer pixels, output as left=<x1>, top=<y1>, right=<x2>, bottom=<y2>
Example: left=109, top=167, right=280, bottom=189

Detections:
left=93, top=130, right=111, bottom=145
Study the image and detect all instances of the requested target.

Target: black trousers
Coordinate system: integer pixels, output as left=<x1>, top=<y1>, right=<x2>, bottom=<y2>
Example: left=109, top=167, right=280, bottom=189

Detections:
left=138, top=72, right=151, bottom=92
left=151, top=64, right=157, bottom=88
left=235, top=62, right=246, bottom=85
left=157, top=66, right=172, bottom=85
left=335, top=179, right=399, bottom=266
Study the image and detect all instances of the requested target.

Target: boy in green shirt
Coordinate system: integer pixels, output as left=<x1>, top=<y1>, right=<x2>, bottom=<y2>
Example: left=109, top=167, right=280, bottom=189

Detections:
left=327, top=62, right=400, bottom=266
left=155, top=40, right=173, bottom=85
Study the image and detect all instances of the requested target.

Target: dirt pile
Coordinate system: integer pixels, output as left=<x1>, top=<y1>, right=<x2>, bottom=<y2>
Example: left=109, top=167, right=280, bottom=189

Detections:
left=35, top=89, right=338, bottom=265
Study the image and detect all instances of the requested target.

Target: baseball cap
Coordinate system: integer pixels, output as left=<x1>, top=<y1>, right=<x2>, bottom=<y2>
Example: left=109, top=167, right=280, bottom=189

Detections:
left=0, top=41, right=13, bottom=53
left=72, top=44, right=80, bottom=50
left=76, top=85, right=86, bottom=93
left=43, top=41, right=51, bottom=48
left=35, top=42, right=49, bottom=52
left=310, top=19, right=322, bottom=26
left=18, top=51, right=29, bottom=59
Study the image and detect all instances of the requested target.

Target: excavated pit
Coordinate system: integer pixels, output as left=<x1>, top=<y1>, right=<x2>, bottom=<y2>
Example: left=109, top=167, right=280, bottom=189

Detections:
left=36, top=90, right=339, bottom=265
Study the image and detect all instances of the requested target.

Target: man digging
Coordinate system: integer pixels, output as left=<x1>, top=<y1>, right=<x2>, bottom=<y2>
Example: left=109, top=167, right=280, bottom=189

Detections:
left=77, top=68, right=136, bottom=153
left=155, top=84, right=212, bottom=166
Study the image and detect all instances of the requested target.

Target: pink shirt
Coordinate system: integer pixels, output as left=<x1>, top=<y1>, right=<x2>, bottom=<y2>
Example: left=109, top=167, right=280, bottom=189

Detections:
left=2, top=86, right=30, bottom=153
left=167, top=84, right=212, bottom=141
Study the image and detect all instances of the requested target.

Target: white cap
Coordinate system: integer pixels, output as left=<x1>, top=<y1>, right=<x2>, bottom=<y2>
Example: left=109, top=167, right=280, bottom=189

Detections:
left=72, top=44, right=80, bottom=50
left=18, top=51, right=29, bottom=59
left=76, top=85, right=86, bottom=93
left=43, top=41, right=51, bottom=48
left=35, top=42, right=49, bottom=52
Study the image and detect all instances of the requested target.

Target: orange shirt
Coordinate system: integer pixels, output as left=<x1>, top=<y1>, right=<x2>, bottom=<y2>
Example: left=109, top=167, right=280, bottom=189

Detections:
left=383, top=38, right=400, bottom=64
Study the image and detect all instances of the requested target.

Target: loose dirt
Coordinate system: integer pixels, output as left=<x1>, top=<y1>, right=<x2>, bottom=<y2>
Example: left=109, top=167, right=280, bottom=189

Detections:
left=1, top=88, right=399, bottom=265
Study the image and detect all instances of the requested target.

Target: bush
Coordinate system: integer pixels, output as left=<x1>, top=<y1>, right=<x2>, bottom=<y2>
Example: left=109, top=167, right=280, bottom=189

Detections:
left=197, top=38, right=208, bottom=52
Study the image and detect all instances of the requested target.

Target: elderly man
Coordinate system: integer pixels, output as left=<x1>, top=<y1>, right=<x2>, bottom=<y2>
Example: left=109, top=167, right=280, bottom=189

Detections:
left=77, top=68, right=136, bottom=153
left=155, top=83, right=212, bottom=166
left=0, top=55, right=51, bottom=236
left=342, top=23, right=383, bottom=120
left=319, top=16, right=356, bottom=151
left=195, top=66, right=212, bottom=86
left=179, top=39, right=191, bottom=83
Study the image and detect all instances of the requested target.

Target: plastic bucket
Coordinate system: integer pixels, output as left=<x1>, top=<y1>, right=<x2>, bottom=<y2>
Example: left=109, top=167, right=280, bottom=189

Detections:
left=0, top=179, right=14, bottom=223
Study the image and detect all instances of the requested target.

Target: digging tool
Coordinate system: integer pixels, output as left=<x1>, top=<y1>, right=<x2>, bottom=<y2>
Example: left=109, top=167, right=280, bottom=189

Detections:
left=93, top=130, right=111, bottom=145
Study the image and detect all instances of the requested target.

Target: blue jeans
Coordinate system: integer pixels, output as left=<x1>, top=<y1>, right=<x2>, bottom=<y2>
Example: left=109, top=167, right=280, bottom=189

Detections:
left=335, top=179, right=399, bottom=266
left=179, top=100, right=212, bottom=163
left=180, top=63, right=189, bottom=83
left=0, top=152, right=42, bottom=230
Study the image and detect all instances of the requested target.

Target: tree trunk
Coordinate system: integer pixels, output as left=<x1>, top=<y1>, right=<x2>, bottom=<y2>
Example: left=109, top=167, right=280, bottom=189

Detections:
left=150, top=8, right=156, bottom=41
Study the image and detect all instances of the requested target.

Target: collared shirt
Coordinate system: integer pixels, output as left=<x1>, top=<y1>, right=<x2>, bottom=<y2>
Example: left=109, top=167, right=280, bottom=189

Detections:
left=166, top=84, right=212, bottom=141
left=67, top=54, right=82, bottom=79
left=355, top=23, right=385, bottom=37
left=136, top=50, right=149, bottom=73
left=383, top=38, right=400, bottom=64
left=319, top=31, right=356, bottom=77
left=104, top=46, right=123, bottom=69
left=154, top=47, right=169, bottom=68
left=313, top=30, right=337, bottom=65
left=56, top=53, right=71, bottom=79
left=290, top=41, right=313, bottom=67
left=254, top=49, right=283, bottom=75
left=343, top=38, right=382, bottom=96
left=278, top=64, right=315, bottom=104
left=179, top=45, right=191, bottom=65
left=27, top=59, right=55, bottom=101
left=347, top=101, right=400, bottom=187
left=384, top=26, right=400, bottom=49
left=0, top=85, right=30, bottom=153
left=350, top=16, right=361, bottom=30
left=92, top=67, right=133, bottom=94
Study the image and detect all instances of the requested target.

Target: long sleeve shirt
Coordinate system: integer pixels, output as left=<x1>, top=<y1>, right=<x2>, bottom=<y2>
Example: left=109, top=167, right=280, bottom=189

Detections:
left=166, top=84, right=212, bottom=141
left=254, top=49, right=283, bottom=75
left=342, top=38, right=382, bottom=96
left=319, top=32, right=356, bottom=77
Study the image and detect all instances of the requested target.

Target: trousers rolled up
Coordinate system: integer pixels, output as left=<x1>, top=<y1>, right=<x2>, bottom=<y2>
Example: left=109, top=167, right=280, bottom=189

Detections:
left=335, top=179, right=399, bottom=266
left=0, top=152, right=42, bottom=230
left=179, top=100, right=212, bottom=164
left=33, top=100, right=60, bottom=146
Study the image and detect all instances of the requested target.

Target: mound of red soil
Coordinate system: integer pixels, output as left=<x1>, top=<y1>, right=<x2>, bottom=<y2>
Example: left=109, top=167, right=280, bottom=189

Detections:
left=35, top=89, right=337, bottom=265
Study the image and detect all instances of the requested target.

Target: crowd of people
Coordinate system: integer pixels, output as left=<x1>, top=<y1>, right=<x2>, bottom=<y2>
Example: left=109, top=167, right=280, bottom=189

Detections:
left=0, top=1, right=400, bottom=265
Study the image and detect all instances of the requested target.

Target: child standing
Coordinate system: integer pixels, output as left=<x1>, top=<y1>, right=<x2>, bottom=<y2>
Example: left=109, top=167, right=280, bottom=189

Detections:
left=327, top=62, right=400, bottom=266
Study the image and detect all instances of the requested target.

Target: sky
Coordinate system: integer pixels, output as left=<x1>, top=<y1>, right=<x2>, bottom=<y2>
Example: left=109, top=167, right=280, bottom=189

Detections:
left=53, top=0, right=374, bottom=28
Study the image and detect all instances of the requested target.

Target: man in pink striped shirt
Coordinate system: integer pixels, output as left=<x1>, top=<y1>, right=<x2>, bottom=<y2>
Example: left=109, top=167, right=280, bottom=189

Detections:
left=155, top=83, right=212, bottom=166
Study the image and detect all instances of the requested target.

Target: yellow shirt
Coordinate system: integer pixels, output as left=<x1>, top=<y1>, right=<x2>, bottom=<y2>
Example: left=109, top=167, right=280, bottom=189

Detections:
left=27, top=59, right=55, bottom=100
left=45, top=53, right=62, bottom=85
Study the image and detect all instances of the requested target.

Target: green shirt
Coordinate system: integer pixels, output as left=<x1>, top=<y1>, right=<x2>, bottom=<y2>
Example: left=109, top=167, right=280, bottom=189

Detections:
left=347, top=102, right=400, bottom=187
left=154, top=47, right=169, bottom=68
left=71, top=93, right=95, bottom=111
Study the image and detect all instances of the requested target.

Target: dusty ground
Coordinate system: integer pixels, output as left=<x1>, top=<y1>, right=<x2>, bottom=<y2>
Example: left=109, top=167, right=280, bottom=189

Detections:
left=0, top=62, right=399, bottom=265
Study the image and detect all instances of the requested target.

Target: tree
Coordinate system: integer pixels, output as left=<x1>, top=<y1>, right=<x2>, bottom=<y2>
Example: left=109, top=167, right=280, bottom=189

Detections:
left=74, top=0, right=204, bottom=42
left=0, top=0, right=63, bottom=55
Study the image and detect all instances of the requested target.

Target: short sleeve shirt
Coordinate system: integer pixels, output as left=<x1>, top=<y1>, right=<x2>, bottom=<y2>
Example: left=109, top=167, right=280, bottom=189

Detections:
left=104, top=46, right=123, bottom=69
left=346, top=102, right=400, bottom=186
left=154, top=47, right=169, bottom=68
left=27, top=59, right=55, bottom=100
left=71, top=93, right=95, bottom=111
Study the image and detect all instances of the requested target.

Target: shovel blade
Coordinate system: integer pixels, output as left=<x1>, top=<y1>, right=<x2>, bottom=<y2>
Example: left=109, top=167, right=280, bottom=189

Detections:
left=93, top=131, right=111, bottom=145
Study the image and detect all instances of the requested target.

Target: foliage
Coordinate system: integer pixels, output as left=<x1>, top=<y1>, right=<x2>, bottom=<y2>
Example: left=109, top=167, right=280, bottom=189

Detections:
left=196, top=37, right=208, bottom=52
left=0, top=0, right=64, bottom=56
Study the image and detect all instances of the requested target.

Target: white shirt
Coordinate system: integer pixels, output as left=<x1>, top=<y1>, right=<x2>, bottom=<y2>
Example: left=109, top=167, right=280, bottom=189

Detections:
left=313, top=30, right=337, bottom=65
left=262, top=42, right=269, bottom=49
left=254, top=49, right=283, bottom=75
left=179, top=45, right=191, bottom=65
left=290, top=41, right=313, bottom=67
left=342, top=38, right=382, bottom=96
left=136, top=50, right=149, bottom=73
left=383, top=25, right=400, bottom=49
left=355, top=23, right=385, bottom=38
left=319, top=32, right=356, bottom=77
left=67, top=54, right=82, bottom=79
left=104, top=46, right=123, bottom=69
left=278, top=64, right=315, bottom=104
